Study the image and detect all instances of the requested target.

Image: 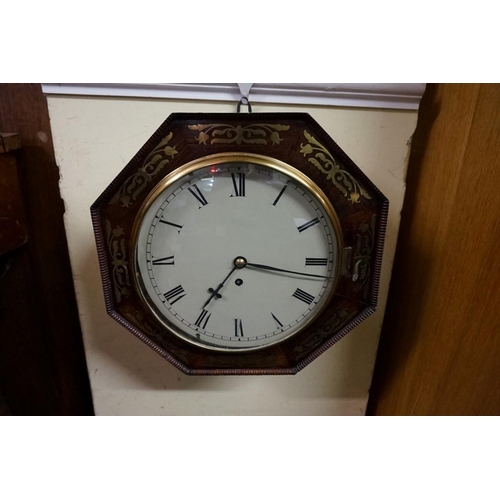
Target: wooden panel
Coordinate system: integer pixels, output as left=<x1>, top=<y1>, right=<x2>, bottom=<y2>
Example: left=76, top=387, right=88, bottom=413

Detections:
left=0, top=84, right=93, bottom=415
left=0, top=247, right=61, bottom=414
left=0, top=137, right=28, bottom=255
left=368, top=84, right=500, bottom=415
left=0, top=385, right=11, bottom=416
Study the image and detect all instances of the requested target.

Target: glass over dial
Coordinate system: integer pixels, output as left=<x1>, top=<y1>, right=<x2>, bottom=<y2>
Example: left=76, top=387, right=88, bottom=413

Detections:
left=132, top=155, right=341, bottom=351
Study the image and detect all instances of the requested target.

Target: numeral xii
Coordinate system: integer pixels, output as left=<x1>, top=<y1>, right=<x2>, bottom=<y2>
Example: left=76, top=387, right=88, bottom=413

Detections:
left=231, top=173, right=245, bottom=197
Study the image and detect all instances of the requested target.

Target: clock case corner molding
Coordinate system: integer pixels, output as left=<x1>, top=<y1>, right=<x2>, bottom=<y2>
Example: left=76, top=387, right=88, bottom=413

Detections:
left=42, top=83, right=426, bottom=110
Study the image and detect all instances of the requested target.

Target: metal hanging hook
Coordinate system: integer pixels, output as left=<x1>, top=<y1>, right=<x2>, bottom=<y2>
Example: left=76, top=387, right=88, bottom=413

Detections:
left=236, top=83, right=253, bottom=113
left=237, top=96, right=252, bottom=113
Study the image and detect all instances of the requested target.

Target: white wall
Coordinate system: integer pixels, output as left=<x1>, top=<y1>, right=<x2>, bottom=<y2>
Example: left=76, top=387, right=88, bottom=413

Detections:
left=47, top=96, right=418, bottom=415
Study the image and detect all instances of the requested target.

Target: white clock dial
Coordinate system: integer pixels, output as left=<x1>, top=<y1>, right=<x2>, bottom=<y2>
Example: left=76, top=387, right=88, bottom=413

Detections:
left=133, top=156, right=341, bottom=351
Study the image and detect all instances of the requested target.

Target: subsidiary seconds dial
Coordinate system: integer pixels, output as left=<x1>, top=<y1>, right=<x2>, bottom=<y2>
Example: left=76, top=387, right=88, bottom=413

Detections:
left=132, top=154, right=342, bottom=351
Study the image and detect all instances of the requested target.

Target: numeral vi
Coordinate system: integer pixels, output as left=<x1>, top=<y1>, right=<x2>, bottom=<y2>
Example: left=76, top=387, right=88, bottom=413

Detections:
left=234, top=319, right=244, bottom=337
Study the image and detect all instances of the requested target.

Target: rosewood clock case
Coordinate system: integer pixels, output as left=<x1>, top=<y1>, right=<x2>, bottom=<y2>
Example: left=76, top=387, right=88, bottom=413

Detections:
left=91, top=113, right=388, bottom=375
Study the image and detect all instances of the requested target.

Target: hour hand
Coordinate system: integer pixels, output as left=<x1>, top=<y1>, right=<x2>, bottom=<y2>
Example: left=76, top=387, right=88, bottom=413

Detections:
left=203, top=285, right=224, bottom=309
left=202, top=257, right=245, bottom=309
left=245, top=262, right=332, bottom=279
left=208, top=288, right=222, bottom=299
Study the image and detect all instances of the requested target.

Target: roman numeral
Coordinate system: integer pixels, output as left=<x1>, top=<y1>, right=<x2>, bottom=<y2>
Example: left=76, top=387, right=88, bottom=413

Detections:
left=163, top=285, right=186, bottom=305
left=195, top=309, right=211, bottom=329
left=188, top=184, right=209, bottom=207
left=230, top=173, right=245, bottom=197
left=272, top=185, right=288, bottom=206
left=297, top=217, right=320, bottom=233
left=292, top=288, right=315, bottom=305
left=305, top=258, right=328, bottom=266
left=234, top=319, right=244, bottom=337
left=152, top=256, right=174, bottom=266
left=159, top=219, right=183, bottom=233
left=271, top=313, right=283, bottom=329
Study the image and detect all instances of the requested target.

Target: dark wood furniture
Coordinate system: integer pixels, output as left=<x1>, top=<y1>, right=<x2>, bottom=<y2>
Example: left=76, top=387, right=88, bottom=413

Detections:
left=0, top=84, right=93, bottom=415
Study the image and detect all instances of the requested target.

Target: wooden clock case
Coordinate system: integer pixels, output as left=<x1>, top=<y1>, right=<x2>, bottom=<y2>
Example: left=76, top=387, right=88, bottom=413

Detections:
left=91, top=113, right=388, bottom=375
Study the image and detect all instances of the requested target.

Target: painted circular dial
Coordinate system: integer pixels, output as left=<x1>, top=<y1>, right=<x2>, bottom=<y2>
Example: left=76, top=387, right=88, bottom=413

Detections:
left=133, top=156, right=341, bottom=351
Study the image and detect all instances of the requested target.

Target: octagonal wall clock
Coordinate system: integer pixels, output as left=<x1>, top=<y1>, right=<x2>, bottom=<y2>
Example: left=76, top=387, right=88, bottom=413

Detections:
left=91, top=113, right=388, bottom=375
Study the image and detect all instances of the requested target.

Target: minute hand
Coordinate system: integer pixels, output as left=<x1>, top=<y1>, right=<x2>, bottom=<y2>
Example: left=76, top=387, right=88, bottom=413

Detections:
left=246, top=262, right=332, bottom=279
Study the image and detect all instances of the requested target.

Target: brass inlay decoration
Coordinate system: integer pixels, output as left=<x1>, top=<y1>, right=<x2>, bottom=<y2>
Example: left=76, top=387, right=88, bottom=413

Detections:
left=188, top=123, right=290, bottom=146
left=110, top=132, right=178, bottom=207
left=124, top=310, right=190, bottom=365
left=106, top=221, right=132, bottom=303
left=205, top=352, right=277, bottom=368
left=352, top=215, right=376, bottom=298
left=293, top=306, right=357, bottom=357
left=300, top=130, right=371, bottom=204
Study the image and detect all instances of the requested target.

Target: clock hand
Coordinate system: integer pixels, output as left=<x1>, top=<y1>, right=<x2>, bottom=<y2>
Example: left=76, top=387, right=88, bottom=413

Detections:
left=202, top=256, right=246, bottom=309
left=203, top=268, right=236, bottom=308
left=246, top=262, right=332, bottom=280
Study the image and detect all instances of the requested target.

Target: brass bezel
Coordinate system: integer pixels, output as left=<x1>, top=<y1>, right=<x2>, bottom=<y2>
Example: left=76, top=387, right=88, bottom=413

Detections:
left=130, top=152, right=344, bottom=352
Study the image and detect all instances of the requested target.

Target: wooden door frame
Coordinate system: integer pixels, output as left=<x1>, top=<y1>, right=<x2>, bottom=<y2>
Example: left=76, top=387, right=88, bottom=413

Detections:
left=368, top=83, right=500, bottom=415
